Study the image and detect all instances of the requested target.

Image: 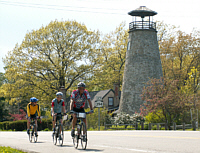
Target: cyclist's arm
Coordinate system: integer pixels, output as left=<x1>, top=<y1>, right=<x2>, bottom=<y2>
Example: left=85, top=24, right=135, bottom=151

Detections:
left=37, top=104, right=41, bottom=117
left=70, top=99, right=74, bottom=111
left=62, top=101, right=66, bottom=113
left=27, top=104, right=31, bottom=117
left=51, top=106, right=54, bottom=115
left=88, top=99, right=93, bottom=111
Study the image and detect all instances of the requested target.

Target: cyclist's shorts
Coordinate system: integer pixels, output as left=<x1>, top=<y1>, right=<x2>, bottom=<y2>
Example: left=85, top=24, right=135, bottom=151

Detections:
left=73, top=107, right=85, bottom=113
left=56, top=113, right=62, bottom=121
left=30, top=114, right=37, bottom=119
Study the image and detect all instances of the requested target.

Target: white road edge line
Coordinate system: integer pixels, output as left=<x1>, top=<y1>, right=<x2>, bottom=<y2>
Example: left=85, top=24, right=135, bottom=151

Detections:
left=92, top=144, right=158, bottom=153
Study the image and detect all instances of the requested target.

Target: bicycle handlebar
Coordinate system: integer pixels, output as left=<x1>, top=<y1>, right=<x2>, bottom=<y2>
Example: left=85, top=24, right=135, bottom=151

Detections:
left=70, top=110, right=93, bottom=114
left=53, top=113, right=66, bottom=116
left=28, top=116, right=42, bottom=123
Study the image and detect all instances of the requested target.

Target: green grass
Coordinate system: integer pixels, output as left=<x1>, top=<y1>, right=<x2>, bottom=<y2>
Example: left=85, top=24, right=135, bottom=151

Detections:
left=0, top=146, right=27, bottom=153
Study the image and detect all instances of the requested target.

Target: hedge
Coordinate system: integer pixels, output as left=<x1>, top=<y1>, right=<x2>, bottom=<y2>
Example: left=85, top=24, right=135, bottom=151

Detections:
left=0, top=119, right=52, bottom=131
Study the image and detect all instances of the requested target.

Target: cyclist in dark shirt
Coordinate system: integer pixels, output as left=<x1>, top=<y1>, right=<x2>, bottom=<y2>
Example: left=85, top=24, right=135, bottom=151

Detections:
left=70, top=82, right=93, bottom=141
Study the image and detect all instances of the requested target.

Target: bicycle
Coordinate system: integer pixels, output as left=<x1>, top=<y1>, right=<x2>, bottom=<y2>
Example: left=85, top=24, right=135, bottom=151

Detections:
left=52, top=113, right=68, bottom=146
left=71, top=111, right=91, bottom=150
left=28, top=116, right=41, bottom=143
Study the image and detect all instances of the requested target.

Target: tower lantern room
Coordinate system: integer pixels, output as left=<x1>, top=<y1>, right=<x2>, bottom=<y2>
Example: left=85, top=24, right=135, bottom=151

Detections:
left=128, top=6, right=157, bottom=31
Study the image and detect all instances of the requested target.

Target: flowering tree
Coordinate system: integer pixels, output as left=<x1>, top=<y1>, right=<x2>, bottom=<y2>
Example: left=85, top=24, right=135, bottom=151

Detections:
left=9, top=109, right=27, bottom=121
left=113, top=112, right=144, bottom=126
left=141, top=78, right=191, bottom=126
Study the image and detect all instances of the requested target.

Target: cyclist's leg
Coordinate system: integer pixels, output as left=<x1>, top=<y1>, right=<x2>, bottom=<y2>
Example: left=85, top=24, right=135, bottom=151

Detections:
left=52, top=115, right=56, bottom=133
left=34, top=119, right=38, bottom=135
left=83, top=118, right=87, bottom=133
left=27, top=117, right=30, bottom=134
left=31, top=114, right=37, bottom=136
left=81, top=109, right=86, bottom=135
left=71, top=108, right=78, bottom=137
left=72, top=114, right=77, bottom=129
left=71, top=114, right=77, bottom=136
left=27, top=117, right=30, bottom=129
left=60, top=119, right=63, bottom=134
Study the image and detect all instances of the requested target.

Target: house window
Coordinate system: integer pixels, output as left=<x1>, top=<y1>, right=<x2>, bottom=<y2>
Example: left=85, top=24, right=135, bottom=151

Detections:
left=108, top=97, right=114, bottom=106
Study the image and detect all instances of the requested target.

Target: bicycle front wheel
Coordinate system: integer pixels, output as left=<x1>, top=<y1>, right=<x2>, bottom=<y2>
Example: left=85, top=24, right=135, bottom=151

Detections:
left=58, top=125, right=64, bottom=146
left=53, top=131, right=57, bottom=145
left=80, top=122, right=87, bottom=150
left=73, top=128, right=79, bottom=149
left=28, top=130, right=32, bottom=143
left=34, top=132, right=37, bottom=143
left=30, top=127, right=35, bottom=143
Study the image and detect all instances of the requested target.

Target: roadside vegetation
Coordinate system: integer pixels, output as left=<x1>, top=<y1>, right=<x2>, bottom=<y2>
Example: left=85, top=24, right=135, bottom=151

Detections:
left=0, top=146, right=27, bottom=153
left=0, top=20, right=199, bottom=131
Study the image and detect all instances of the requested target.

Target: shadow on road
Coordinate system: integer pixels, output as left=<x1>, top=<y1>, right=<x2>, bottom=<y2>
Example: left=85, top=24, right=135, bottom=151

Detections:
left=56, top=145, right=73, bottom=147
left=78, top=148, right=104, bottom=152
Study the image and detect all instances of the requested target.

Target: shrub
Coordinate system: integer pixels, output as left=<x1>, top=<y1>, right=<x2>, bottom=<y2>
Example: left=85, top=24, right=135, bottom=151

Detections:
left=0, top=118, right=52, bottom=131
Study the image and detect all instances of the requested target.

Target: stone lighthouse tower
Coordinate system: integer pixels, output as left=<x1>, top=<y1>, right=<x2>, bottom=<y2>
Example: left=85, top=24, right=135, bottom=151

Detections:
left=119, top=6, right=163, bottom=115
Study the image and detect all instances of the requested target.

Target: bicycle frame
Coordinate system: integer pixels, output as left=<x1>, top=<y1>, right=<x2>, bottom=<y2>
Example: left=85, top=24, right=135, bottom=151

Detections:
left=29, top=118, right=37, bottom=143
left=53, top=113, right=64, bottom=146
left=72, top=112, right=90, bottom=150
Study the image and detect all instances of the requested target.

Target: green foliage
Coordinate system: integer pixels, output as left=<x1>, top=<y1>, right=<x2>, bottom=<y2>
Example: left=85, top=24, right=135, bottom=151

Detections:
left=45, top=110, right=52, bottom=120
left=0, top=72, right=7, bottom=87
left=0, top=146, right=26, bottom=153
left=145, top=110, right=165, bottom=123
left=141, top=78, right=191, bottom=126
left=86, top=107, right=109, bottom=129
left=1, top=20, right=100, bottom=108
left=0, top=118, right=52, bottom=131
left=43, top=128, right=50, bottom=131
left=0, top=97, right=9, bottom=122
left=87, top=22, right=128, bottom=91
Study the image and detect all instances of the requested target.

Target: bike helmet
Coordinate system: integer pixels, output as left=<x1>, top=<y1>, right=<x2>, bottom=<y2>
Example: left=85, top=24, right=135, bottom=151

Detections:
left=77, top=82, right=86, bottom=88
left=30, top=97, right=38, bottom=102
left=56, top=92, right=63, bottom=97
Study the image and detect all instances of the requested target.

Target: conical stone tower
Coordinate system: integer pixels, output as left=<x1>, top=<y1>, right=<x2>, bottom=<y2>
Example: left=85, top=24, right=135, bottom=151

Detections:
left=119, top=6, right=163, bottom=115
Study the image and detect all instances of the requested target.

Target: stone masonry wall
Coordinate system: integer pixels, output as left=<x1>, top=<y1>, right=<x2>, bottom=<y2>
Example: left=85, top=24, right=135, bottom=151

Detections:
left=119, top=29, right=163, bottom=115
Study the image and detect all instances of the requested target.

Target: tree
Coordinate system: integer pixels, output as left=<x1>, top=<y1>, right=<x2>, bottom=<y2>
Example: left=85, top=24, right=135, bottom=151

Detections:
left=87, top=22, right=128, bottom=91
left=2, top=20, right=100, bottom=107
left=0, top=72, right=7, bottom=87
left=9, top=109, right=27, bottom=121
left=182, top=67, right=200, bottom=123
left=141, top=78, right=191, bottom=127
left=0, top=97, right=9, bottom=122
left=158, top=22, right=200, bottom=88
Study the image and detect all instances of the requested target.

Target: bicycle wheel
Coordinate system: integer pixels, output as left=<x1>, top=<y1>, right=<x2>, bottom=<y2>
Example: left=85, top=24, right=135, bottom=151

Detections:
left=31, top=127, right=35, bottom=143
left=34, top=132, right=38, bottom=143
left=53, top=128, right=57, bottom=145
left=28, top=129, right=32, bottom=143
left=73, top=128, right=79, bottom=149
left=58, top=125, right=64, bottom=146
left=80, top=122, right=87, bottom=150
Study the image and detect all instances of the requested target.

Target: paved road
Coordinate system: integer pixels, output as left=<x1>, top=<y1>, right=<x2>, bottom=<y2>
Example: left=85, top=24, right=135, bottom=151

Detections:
left=0, top=131, right=200, bottom=153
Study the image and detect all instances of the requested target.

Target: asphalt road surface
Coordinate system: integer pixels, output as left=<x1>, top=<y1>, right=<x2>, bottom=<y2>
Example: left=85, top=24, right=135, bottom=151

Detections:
left=0, top=131, right=200, bottom=153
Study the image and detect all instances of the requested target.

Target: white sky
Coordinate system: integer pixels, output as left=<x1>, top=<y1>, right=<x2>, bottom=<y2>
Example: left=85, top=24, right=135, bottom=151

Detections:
left=0, top=0, right=200, bottom=73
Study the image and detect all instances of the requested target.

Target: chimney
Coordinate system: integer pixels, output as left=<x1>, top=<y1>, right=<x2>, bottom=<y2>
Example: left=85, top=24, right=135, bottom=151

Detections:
left=113, top=83, right=120, bottom=107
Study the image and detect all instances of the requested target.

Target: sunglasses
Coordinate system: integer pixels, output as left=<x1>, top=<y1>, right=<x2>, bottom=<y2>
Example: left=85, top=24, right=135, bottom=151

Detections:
left=57, top=96, right=62, bottom=98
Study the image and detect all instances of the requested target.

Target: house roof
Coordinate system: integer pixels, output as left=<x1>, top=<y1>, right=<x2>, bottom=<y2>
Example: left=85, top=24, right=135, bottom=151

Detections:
left=91, top=89, right=114, bottom=105
left=66, top=89, right=121, bottom=107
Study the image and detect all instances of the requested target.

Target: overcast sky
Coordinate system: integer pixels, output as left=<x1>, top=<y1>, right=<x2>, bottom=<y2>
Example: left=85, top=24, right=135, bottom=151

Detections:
left=0, top=0, right=200, bottom=73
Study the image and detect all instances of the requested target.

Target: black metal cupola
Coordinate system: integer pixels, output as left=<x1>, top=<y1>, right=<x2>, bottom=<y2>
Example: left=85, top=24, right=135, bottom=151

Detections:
left=128, top=6, right=157, bottom=31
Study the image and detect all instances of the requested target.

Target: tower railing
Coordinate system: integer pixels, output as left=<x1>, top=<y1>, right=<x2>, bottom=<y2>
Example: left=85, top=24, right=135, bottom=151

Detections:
left=129, top=21, right=156, bottom=31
